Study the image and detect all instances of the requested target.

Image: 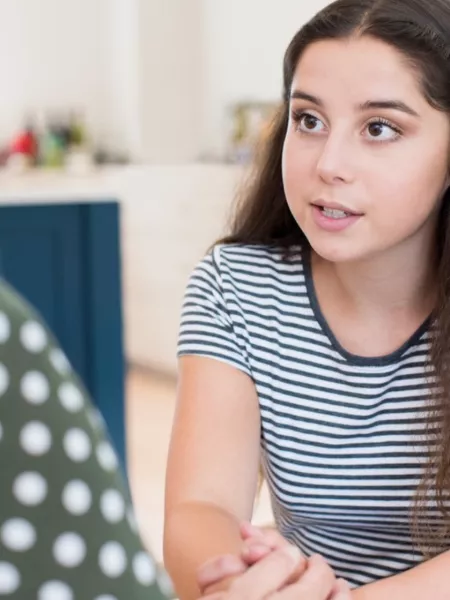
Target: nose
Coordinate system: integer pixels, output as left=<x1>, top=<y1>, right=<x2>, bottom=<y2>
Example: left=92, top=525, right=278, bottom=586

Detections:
left=316, top=133, right=355, bottom=185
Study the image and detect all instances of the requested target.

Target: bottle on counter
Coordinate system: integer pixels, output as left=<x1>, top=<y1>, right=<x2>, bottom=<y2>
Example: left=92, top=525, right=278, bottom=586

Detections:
left=9, top=115, right=39, bottom=164
left=7, top=115, right=39, bottom=172
left=39, top=114, right=66, bottom=169
left=65, top=111, right=94, bottom=174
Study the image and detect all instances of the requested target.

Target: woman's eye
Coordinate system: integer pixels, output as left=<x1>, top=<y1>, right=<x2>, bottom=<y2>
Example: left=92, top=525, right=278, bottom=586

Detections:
left=365, top=121, right=401, bottom=141
left=296, top=113, right=325, bottom=134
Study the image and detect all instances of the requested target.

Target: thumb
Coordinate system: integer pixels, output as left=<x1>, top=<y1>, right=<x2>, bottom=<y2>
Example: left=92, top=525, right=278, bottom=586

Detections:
left=240, top=521, right=265, bottom=540
left=331, top=578, right=352, bottom=599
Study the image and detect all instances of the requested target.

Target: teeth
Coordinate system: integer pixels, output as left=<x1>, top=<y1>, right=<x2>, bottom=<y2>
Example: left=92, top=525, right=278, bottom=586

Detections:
left=322, top=207, right=349, bottom=219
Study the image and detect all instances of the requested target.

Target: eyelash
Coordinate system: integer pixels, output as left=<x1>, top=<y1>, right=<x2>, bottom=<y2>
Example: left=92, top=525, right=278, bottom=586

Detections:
left=291, top=111, right=403, bottom=142
left=366, top=117, right=403, bottom=139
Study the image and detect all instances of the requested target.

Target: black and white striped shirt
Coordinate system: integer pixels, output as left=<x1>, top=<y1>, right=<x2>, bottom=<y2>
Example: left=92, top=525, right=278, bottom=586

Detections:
left=178, top=243, right=443, bottom=588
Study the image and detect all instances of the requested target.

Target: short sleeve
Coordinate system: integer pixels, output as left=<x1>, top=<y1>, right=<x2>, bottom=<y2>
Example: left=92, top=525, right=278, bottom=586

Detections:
left=177, top=246, right=252, bottom=377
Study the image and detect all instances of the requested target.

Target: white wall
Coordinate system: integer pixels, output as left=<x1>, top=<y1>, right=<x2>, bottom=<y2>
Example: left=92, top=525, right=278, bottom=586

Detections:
left=105, top=0, right=142, bottom=158
left=0, top=0, right=110, bottom=146
left=0, top=0, right=205, bottom=162
left=201, top=0, right=331, bottom=156
left=137, top=0, right=204, bottom=163
left=0, top=0, right=332, bottom=162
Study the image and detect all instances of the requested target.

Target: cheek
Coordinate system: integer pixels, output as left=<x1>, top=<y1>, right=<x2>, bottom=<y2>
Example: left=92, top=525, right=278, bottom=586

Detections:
left=282, top=134, right=312, bottom=200
left=376, top=152, right=448, bottom=221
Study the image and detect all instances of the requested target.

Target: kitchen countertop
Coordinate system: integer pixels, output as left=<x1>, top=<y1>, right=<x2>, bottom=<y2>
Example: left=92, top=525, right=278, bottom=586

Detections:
left=0, top=163, right=245, bottom=204
left=0, top=167, right=127, bottom=203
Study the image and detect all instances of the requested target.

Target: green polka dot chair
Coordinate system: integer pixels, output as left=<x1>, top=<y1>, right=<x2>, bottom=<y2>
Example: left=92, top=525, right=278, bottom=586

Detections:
left=0, top=280, right=172, bottom=600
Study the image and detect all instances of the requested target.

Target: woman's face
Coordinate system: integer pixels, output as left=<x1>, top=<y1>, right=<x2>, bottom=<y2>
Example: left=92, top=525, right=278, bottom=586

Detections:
left=282, top=36, right=450, bottom=263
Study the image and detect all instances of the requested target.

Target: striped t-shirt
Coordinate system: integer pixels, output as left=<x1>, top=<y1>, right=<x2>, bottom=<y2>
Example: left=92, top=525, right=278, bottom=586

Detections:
left=177, top=243, right=444, bottom=588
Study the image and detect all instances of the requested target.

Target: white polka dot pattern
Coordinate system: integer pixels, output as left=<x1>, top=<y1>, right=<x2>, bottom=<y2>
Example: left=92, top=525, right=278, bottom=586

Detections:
left=0, top=312, right=11, bottom=343
left=20, top=371, right=50, bottom=405
left=13, top=472, right=48, bottom=506
left=0, top=297, right=165, bottom=598
left=0, top=363, right=9, bottom=396
left=133, top=552, right=156, bottom=586
left=58, top=382, right=83, bottom=413
left=0, top=562, right=20, bottom=594
left=87, top=407, right=105, bottom=431
left=96, top=441, right=118, bottom=472
left=20, top=321, right=47, bottom=353
left=49, top=348, right=71, bottom=375
left=20, top=421, right=52, bottom=456
left=100, top=489, right=125, bottom=524
left=62, top=480, right=92, bottom=516
left=53, top=533, right=86, bottom=568
left=1, top=518, right=36, bottom=552
left=98, top=542, right=127, bottom=578
left=63, top=428, right=92, bottom=462
left=38, top=580, right=73, bottom=600
left=158, top=570, right=175, bottom=597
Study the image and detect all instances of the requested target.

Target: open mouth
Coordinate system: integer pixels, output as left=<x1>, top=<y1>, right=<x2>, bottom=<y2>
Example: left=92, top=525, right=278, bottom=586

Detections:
left=313, top=203, right=363, bottom=220
left=320, top=207, right=352, bottom=220
left=311, top=203, right=363, bottom=232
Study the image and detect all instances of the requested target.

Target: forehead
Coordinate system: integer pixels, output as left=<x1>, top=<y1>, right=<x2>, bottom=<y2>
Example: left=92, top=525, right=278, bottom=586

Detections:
left=292, top=36, right=424, bottom=106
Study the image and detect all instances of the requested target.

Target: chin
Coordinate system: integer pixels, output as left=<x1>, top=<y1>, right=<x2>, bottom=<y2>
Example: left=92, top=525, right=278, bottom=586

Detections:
left=306, top=237, right=370, bottom=264
left=298, top=216, right=369, bottom=264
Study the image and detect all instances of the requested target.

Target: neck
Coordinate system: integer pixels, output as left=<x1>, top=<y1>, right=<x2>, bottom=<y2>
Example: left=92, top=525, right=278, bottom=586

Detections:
left=312, top=237, right=438, bottom=321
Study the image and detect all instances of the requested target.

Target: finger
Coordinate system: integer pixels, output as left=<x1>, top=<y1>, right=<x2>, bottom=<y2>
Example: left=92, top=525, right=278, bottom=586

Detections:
left=260, top=529, right=290, bottom=549
left=241, top=523, right=289, bottom=550
left=271, top=554, right=336, bottom=600
left=334, top=579, right=350, bottom=592
left=197, top=554, right=247, bottom=593
left=240, top=521, right=265, bottom=540
left=227, top=545, right=306, bottom=600
left=241, top=540, right=272, bottom=564
left=329, top=578, right=351, bottom=600
left=242, top=544, right=272, bottom=564
left=241, top=541, right=305, bottom=585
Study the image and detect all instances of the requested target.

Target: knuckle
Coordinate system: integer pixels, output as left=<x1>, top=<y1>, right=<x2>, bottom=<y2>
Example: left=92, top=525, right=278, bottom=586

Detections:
left=270, top=548, right=299, bottom=575
left=265, top=528, right=288, bottom=547
left=310, top=554, right=335, bottom=585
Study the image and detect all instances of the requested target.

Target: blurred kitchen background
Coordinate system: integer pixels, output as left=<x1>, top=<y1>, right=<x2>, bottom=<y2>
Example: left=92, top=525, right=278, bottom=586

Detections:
left=0, top=0, right=330, bottom=564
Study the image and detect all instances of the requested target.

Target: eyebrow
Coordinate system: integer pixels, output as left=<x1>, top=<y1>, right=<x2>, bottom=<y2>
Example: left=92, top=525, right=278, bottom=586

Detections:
left=290, top=90, right=420, bottom=117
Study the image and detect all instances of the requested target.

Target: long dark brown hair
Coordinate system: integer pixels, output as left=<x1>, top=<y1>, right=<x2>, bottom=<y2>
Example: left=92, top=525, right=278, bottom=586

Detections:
left=221, top=0, right=450, bottom=555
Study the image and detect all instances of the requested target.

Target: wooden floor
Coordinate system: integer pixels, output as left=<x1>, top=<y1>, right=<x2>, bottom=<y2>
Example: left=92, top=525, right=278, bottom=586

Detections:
left=126, top=368, right=273, bottom=563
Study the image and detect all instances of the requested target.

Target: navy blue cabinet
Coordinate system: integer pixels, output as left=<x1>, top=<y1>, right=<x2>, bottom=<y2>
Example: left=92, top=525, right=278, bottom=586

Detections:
left=0, top=201, right=126, bottom=468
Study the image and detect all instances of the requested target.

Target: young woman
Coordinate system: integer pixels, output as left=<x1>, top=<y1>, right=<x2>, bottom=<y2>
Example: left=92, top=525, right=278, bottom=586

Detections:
left=0, top=271, right=347, bottom=599
left=164, top=0, right=450, bottom=598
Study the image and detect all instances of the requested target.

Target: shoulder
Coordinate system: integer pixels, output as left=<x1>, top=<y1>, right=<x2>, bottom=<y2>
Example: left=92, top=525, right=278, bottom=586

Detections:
left=184, top=244, right=308, bottom=308
left=209, top=243, right=306, bottom=282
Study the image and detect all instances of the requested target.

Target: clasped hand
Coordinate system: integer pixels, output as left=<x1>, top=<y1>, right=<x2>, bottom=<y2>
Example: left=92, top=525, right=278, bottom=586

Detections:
left=197, top=523, right=350, bottom=600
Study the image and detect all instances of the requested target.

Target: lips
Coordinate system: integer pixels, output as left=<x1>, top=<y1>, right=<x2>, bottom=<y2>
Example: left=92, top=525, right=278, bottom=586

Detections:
left=312, top=201, right=363, bottom=216
left=311, top=204, right=363, bottom=232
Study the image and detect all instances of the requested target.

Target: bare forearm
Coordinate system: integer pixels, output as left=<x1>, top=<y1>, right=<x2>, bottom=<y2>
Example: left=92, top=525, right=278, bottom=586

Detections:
left=352, top=550, right=450, bottom=600
left=164, top=501, right=244, bottom=600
